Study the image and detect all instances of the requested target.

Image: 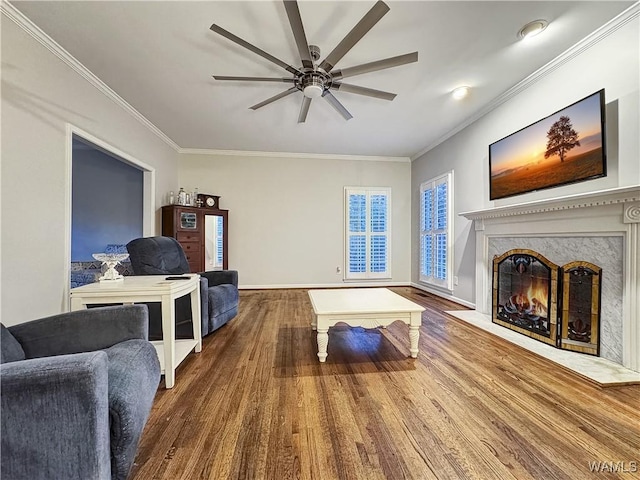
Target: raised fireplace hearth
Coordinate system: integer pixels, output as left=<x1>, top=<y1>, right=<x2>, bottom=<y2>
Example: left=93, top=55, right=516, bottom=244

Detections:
left=493, top=249, right=601, bottom=355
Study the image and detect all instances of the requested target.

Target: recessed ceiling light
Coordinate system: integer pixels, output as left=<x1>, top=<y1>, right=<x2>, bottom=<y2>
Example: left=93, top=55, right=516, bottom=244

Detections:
left=518, top=19, right=548, bottom=40
left=452, top=86, right=470, bottom=100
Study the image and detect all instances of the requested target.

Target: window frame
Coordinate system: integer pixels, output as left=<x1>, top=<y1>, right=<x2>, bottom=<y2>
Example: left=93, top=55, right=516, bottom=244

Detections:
left=344, top=186, right=392, bottom=280
left=419, top=171, right=453, bottom=290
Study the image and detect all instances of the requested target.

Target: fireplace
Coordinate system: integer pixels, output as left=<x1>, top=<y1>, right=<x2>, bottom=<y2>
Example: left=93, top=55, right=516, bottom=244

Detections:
left=460, top=186, right=640, bottom=371
left=493, top=249, right=601, bottom=356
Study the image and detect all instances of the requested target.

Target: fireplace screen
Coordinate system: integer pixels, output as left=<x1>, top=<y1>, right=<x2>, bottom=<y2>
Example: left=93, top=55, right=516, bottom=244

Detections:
left=560, top=262, right=601, bottom=356
left=493, top=249, right=559, bottom=347
left=493, top=249, right=601, bottom=355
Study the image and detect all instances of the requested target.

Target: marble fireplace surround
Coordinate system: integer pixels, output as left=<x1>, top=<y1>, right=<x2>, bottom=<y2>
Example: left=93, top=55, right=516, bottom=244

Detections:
left=460, top=185, right=640, bottom=379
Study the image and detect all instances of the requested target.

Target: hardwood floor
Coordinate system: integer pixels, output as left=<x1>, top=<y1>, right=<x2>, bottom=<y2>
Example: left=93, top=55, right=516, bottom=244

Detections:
left=130, top=288, right=640, bottom=480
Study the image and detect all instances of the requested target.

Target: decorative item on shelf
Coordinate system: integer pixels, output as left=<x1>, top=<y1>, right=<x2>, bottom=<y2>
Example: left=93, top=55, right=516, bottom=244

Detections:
left=168, top=191, right=175, bottom=205
left=193, top=188, right=201, bottom=207
left=196, top=193, right=220, bottom=209
left=177, top=187, right=187, bottom=205
left=92, top=253, right=130, bottom=282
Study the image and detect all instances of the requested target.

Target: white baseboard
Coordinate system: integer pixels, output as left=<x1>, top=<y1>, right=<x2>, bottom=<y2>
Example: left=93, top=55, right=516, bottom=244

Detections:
left=239, top=281, right=411, bottom=290
left=410, top=282, right=476, bottom=309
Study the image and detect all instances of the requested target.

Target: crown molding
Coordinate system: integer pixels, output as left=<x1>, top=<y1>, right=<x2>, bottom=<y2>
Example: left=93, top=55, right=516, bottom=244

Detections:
left=1, top=0, right=181, bottom=152
left=411, top=2, right=640, bottom=161
left=178, top=148, right=411, bottom=163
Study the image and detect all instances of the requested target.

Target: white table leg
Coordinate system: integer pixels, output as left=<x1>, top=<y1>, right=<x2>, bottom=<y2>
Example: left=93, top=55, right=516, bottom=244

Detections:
left=409, top=311, right=421, bottom=358
left=317, top=326, right=329, bottom=362
left=70, top=297, right=86, bottom=311
left=161, top=294, right=176, bottom=388
left=191, top=285, right=202, bottom=353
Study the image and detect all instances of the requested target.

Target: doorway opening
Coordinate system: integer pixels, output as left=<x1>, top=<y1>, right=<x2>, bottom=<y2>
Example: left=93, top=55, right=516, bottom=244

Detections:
left=67, top=126, right=155, bottom=298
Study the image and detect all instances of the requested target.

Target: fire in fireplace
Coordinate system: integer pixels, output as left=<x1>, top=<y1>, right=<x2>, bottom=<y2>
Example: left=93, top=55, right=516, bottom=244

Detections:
left=493, top=249, right=559, bottom=347
left=492, top=249, right=601, bottom=355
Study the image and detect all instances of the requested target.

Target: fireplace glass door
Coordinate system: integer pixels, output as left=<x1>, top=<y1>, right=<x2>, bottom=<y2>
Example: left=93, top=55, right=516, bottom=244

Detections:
left=493, top=249, right=559, bottom=347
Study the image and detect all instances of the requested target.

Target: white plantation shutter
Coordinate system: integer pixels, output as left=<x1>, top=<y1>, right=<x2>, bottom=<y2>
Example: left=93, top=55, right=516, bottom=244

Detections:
left=345, top=187, right=391, bottom=279
left=420, top=172, right=453, bottom=289
left=348, top=192, right=367, bottom=274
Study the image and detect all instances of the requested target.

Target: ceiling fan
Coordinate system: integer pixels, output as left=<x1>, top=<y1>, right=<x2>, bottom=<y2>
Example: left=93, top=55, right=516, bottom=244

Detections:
left=210, top=0, right=418, bottom=123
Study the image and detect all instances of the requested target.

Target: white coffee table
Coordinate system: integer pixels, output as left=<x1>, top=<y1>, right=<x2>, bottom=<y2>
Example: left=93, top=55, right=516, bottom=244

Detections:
left=307, top=288, right=425, bottom=362
left=70, top=274, right=202, bottom=388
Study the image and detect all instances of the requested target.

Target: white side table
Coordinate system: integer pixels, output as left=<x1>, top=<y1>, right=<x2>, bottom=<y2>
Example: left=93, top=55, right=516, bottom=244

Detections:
left=70, top=274, right=202, bottom=388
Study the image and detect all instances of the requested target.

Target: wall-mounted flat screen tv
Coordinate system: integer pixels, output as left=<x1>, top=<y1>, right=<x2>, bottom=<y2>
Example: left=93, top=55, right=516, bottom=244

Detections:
left=489, top=89, right=606, bottom=200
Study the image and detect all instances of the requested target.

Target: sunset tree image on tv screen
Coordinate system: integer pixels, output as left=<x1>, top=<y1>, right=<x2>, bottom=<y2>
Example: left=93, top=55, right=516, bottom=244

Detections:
left=489, top=90, right=606, bottom=200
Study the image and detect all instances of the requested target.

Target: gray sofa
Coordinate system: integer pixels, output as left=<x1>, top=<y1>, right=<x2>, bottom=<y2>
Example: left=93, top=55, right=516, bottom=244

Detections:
left=126, top=236, right=239, bottom=338
left=0, top=305, right=160, bottom=480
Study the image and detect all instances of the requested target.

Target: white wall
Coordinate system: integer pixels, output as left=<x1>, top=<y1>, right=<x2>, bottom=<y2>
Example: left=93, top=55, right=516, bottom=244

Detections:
left=1, top=14, right=179, bottom=325
left=411, top=14, right=640, bottom=306
left=178, top=153, right=412, bottom=288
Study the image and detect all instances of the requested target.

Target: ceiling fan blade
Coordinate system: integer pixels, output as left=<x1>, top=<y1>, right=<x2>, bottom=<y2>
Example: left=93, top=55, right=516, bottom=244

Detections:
left=322, top=90, right=353, bottom=120
left=250, top=87, right=299, bottom=110
left=318, top=0, right=390, bottom=73
left=213, top=75, right=295, bottom=83
left=298, top=96, right=312, bottom=123
left=332, top=52, right=418, bottom=80
left=283, top=1, right=313, bottom=70
left=331, top=82, right=396, bottom=101
left=210, top=24, right=300, bottom=75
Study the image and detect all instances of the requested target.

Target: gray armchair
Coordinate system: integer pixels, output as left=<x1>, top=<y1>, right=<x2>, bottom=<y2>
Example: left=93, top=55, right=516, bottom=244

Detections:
left=126, top=236, right=239, bottom=338
left=0, top=305, right=160, bottom=480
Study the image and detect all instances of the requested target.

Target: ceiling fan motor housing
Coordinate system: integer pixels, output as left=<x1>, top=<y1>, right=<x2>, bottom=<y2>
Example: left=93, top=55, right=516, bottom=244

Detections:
left=299, top=72, right=330, bottom=98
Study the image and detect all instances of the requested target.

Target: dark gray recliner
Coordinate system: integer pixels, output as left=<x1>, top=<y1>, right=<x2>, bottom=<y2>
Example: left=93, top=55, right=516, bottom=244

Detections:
left=0, top=305, right=160, bottom=480
left=126, top=236, right=239, bottom=338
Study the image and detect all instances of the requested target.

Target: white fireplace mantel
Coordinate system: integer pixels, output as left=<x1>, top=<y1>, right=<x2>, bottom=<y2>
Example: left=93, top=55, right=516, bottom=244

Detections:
left=460, top=185, right=640, bottom=372
left=460, top=185, right=640, bottom=222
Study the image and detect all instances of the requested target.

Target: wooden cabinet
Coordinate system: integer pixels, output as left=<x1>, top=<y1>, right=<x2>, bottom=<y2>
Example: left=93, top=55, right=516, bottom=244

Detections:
left=162, top=205, right=228, bottom=272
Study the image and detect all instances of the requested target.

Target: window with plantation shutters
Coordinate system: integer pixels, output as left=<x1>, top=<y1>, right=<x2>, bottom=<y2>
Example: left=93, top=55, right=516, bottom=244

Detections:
left=420, top=172, right=453, bottom=290
left=345, top=187, right=391, bottom=279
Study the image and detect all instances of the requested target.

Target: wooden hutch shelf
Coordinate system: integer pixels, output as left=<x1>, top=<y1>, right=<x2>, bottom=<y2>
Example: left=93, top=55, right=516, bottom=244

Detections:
left=162, top=205, right=228, bottom=272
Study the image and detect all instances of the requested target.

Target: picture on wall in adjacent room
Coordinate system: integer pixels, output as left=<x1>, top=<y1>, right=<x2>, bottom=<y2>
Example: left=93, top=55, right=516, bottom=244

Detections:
left=489, top=89, right=606, bottom=200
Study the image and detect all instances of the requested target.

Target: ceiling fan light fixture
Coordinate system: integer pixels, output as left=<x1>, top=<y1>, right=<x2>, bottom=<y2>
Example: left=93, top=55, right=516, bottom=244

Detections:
left=301, top=75, right=325, bottom=98
left=518, top=19, right=548, bottom=40
left=452, top=86, right=470, bottom=100
left=303, top=84, right=324, bottom=98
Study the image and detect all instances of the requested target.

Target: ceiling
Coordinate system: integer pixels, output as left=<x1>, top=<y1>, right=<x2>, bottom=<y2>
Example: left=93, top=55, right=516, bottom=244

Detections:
left=11, top=1, right=634, bottom=158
